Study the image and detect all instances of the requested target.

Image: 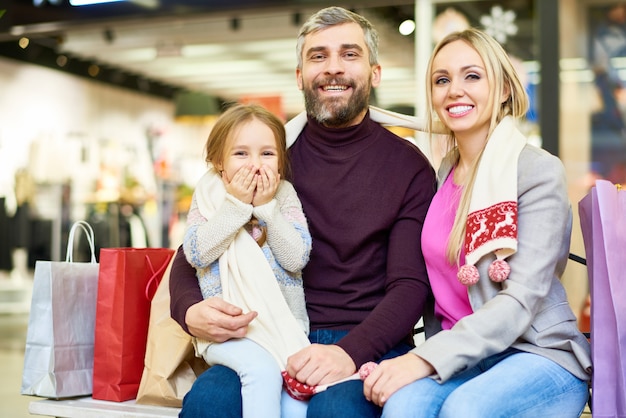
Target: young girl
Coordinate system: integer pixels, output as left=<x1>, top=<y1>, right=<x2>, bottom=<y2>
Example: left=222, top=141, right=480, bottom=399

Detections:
left=363, top=28, right=592, bottom=417
left=183, top=103, right=312, bottom=418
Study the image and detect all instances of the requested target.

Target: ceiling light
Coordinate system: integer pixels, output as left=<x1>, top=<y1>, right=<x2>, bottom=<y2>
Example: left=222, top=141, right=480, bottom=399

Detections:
left=181, top=44, right=227, bottom=58
left=88, top=64, right=100, bottom=77
left=399, top=19, right=415, bottom=36
left=156, top=42, right=182, bottom=57
left=56, top=55, right=68, bottom=67
left=70, top=0, right=125, bottom=5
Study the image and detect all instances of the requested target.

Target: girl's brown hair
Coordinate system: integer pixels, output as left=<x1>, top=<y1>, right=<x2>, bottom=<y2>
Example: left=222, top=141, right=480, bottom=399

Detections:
left=204, top=103, right=290, bottom=179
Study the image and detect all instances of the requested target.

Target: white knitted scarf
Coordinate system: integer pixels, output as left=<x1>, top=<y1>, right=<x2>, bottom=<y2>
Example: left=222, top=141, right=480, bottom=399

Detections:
left=462, top=116, right=526, bottom=270
left=285, top=105, right=441, bottom=147
left=194, top=166, right=310, bottom=369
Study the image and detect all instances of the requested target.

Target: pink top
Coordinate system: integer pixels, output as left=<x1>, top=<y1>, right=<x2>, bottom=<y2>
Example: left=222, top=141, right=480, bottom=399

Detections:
left=421, top=170, right=473, bottom=330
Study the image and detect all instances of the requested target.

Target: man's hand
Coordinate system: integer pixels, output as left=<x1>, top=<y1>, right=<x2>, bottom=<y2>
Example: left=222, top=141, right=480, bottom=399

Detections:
left=285, top=344, right=356, bottom=386
left=185, top=297, right=257, bottom=342
left=363, top=353, right=433, bottom=406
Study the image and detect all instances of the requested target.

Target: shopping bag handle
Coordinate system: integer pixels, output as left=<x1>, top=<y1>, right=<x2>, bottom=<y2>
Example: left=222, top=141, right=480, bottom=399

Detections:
left=66, top=221, right=97, bottom=263
left=144, top=252, right=171, bottom=301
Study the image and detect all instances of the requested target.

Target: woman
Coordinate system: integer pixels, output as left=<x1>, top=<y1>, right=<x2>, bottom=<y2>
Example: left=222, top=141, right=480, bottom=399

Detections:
left=363, top=28, right=592, bottom=418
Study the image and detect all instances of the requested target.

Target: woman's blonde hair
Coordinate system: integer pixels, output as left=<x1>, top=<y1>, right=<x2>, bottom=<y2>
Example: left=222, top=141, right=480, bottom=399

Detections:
left=424, top=28, right=529, bottom=264
left=204, top=103, right=290, bottom=179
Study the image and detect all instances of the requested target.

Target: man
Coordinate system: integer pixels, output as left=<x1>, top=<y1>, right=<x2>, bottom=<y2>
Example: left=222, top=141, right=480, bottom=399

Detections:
left=170, top=6, right=436, bottom=417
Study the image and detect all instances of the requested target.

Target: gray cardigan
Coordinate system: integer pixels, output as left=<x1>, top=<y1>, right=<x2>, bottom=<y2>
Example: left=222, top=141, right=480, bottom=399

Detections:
left=417, top=144, right=592, bottom=382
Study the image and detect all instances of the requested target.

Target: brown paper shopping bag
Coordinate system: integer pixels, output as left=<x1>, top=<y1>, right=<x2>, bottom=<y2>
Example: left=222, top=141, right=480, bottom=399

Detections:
left=136, top=270, right=209, bottom=407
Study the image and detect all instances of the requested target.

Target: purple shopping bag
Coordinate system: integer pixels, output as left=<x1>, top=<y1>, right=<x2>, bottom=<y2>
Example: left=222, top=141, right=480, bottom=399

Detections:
left=579, top=179, right=626, bottom=418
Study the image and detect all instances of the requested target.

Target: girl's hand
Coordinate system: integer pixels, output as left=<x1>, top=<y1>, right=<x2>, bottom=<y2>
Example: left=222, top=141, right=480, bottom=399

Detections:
left=222, top=165, right=257, bottom=204
left=252, top=165, right=280, bottom=207
left=363, top=353, right=434, bottom=406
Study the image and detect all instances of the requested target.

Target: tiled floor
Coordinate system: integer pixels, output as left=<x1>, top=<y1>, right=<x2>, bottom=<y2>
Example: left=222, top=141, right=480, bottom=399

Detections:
left=0, top=312, right=39, bottom=417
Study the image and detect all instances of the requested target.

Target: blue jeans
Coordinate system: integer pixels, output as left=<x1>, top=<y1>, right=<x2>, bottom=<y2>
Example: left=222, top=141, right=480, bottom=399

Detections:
left=382, top=349, right=589, bottom=418
left=179, top=329, right=413, bottom=418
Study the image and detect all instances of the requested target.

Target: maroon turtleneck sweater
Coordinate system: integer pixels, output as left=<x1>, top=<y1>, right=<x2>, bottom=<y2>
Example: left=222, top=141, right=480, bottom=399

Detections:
left=170, top=112, right=436, bottom=367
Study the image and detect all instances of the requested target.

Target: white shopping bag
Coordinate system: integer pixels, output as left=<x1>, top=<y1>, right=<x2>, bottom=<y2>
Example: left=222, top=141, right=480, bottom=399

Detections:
left=21, top=221, right=99, bottom=398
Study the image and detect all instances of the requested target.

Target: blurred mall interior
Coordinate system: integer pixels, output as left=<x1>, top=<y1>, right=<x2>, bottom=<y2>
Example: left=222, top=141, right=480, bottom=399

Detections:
left=0, top=0, right=619, bottom=415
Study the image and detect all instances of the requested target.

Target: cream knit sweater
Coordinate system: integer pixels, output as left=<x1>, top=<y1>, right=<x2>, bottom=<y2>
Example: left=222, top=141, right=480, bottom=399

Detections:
left=183, top=168, right=311, bottom=366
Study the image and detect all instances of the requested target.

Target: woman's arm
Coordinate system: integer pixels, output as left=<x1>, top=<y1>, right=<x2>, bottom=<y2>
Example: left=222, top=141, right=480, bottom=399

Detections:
left=414, top=147, right=572, bottom=382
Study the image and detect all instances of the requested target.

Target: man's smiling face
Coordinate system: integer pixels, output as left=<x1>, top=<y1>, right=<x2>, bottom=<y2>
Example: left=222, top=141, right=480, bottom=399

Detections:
left=297, top=22, right=381, bottom=128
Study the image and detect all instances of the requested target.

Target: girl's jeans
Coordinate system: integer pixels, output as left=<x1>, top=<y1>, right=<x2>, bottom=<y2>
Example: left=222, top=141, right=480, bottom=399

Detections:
left=201, top=337, right=281, bottom=418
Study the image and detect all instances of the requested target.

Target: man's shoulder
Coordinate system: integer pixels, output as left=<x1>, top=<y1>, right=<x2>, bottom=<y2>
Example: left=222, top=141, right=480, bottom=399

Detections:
left=375, top=126, right=432, bottom=165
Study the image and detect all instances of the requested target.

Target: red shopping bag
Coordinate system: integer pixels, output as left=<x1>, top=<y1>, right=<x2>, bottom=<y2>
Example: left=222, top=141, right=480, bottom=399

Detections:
left=92, top=247, right=175, bottom=402
left=579, top=180, right=626, bottom=418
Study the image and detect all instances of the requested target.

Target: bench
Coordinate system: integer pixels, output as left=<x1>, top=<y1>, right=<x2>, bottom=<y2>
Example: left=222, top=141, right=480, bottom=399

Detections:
left=29, top=396, right=180, bottom=417
left=25, top=253, right=591, bottom=417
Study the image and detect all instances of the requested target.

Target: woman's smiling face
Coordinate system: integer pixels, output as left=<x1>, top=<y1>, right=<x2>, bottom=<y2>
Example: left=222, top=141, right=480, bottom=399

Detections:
left=430, top=39, right=493, bottom=142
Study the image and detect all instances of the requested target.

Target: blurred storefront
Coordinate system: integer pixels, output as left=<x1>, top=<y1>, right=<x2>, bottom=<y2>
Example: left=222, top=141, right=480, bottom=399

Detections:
left=2, top=3, right=616, bottom=416
left=0, top=0, right=622, bottom=327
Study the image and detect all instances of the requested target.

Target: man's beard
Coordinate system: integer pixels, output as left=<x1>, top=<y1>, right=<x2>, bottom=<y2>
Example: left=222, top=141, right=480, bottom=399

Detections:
left=303, top=77, right=371, bottom=128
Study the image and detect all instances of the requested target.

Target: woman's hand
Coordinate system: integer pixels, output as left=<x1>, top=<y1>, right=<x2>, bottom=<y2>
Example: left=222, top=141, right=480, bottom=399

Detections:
left=222, top=165, right=258, bottom=204
left=252, top=165, right=280, bottom=207
left=363, top=353, right=434, bottom=406
left=185, top=296, right=257, bottom=342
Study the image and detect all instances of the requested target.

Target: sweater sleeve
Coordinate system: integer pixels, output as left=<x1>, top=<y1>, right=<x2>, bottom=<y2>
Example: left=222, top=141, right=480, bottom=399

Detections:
left=169, top=244, right=203, bottom=335
left=253, top=181, right=312, bottom=272
left=183, top=191, right=253, bottom=268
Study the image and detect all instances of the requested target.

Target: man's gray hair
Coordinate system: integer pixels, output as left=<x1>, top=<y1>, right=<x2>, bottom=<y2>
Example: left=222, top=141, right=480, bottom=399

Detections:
left=296, top=6, right=379, bottom=69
